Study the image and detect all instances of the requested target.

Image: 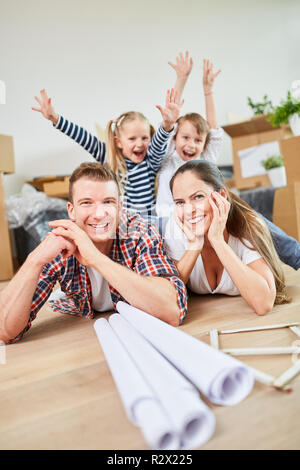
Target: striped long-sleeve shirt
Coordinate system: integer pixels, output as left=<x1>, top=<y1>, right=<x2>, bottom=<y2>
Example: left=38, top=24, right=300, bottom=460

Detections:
left=55, top=116, right=172, bottom=213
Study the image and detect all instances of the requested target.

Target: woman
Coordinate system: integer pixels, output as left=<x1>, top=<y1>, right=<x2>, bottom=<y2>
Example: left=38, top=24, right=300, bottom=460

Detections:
left=164, top=160, right=290, bottom=315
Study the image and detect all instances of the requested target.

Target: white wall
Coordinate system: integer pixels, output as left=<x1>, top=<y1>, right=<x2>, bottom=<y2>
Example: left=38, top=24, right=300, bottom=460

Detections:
left=1, top=0, right=300, bottom=195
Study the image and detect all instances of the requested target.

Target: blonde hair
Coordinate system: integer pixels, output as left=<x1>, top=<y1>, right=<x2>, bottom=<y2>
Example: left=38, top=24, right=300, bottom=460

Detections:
left=170, top=160, right=290, bottom=305
left=106, top=112, right=155, bottom=192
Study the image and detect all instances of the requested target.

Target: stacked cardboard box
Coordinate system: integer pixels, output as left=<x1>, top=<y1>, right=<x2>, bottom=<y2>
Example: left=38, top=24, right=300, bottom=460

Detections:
left=27, top=175, right=70, bottom=199
left=223, top=115, right=287, bottom=190
left=273, top=136, right=300, bottom=241
left=0, top=135, right=15, bottom=280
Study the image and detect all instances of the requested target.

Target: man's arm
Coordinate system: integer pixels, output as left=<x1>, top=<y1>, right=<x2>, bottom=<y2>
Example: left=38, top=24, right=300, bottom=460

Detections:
left=49, top=220, right=186, bottom=326
left=32, top=89, right=106, bottom=163
left=93, top=254, right=182, bottom=326
left=0, top=234, right=75, bottom=343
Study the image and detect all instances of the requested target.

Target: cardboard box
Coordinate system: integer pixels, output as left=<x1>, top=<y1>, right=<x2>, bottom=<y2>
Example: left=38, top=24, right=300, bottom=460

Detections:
left=280, top=136, right=300, bottom=185
left=28, top=175, right=70, bottom=199
left=0, top=134, right=15, bottom=174
left=0, top=172, right=14, bottom=280
left=273, top=182, right=300, bottom=242
left=223, top=116, right=287, bottom=190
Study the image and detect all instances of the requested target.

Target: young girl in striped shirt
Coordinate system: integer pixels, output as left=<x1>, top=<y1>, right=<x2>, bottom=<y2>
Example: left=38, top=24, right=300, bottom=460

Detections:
left=32, top=86, right=184, bottom=216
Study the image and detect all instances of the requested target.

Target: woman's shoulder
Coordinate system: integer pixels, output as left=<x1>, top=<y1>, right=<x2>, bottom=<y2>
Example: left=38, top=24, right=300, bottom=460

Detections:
left=228, top=234, right=262, bottom=263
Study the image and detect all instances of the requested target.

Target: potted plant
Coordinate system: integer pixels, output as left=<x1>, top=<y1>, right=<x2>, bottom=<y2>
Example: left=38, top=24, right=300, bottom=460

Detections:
left=247, top=95, right=274, bottom=116
left=261, top=155, right=286, bottom=187
left=268, top=91, right=300, bottom=136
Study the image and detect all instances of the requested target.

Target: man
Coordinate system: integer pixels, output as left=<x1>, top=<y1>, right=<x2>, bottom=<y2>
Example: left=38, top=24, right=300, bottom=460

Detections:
left=0, top=162, right=187, bottom=343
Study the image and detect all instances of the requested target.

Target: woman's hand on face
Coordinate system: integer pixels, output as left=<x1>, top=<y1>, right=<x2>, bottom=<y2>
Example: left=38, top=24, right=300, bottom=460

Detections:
left=207, top=191, right=230, bottom=245
left=175, top=213, right=204, bottom=252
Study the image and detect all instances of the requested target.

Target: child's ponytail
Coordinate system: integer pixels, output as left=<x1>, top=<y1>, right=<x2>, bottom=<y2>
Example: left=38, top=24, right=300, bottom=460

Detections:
left=106, top=118, right=127, bottom=193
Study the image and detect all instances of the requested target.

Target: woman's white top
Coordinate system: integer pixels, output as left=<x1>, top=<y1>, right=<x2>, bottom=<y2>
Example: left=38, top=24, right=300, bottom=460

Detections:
left=156, top=127, right=224, bottom=218
left=86, top=266, right=114, bottom=312
left=164, top=216, right=262, bottom=296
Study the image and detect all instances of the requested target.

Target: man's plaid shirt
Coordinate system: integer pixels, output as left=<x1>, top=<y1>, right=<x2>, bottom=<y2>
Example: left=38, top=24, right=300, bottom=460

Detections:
left=10, top=212, right=187, bottom=342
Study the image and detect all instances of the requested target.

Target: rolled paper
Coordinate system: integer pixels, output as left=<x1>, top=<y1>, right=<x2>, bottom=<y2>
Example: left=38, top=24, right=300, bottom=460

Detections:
left=109, top=314, right=215, bottom=450
left=94, top=318, right=179, bottom=450
left=116, top=301, right=254, bottom=406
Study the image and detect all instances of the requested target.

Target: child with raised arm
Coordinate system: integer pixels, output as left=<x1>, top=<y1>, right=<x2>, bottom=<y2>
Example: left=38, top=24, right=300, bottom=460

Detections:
left=156, top=56, right=224, bottom=217
left=32, top=88, right=183, bottom=216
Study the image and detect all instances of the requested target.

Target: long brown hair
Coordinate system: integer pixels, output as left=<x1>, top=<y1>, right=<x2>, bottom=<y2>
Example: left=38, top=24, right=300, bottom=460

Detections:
left=106, top=111, right=155, bottom=192
left=170, top=160, right=290, bottom=305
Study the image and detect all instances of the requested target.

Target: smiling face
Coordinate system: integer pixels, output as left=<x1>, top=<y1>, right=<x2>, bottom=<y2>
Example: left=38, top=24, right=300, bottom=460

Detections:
left=67, top=177, right=121, bottom=251
left=172, top=170, right=227, bottom=238
left=175, top=120, right=207, bottom=162
left=115, top=119, right=151, bottom=164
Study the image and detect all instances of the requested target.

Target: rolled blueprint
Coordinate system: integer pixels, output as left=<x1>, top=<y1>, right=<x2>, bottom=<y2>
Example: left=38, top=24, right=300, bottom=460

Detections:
left=94, top=318, right=179, bottom=450
left=116, top=301, right=254, bottom=406
left=109, top=314, right=215, bottom=450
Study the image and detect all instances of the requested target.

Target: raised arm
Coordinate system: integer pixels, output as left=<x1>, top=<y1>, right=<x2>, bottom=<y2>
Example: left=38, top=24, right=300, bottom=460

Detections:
left=32, top=89, right=59, bottom=125
left=0, top=234, right=75, bottom=343
left=32, top=89, right=106, bottom=162
left=146, top=88, right=184, bottom=171
left=202, top=59, right=221, bottom=129
left=169, top=51, right=193, bottom=102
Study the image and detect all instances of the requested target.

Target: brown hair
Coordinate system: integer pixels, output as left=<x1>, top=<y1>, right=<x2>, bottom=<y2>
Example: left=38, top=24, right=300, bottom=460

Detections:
left=176, top=113, right=210, bottom=149
left=106, top=111, right=155, bottom=191
left=170, top=160, right=290, bottom=305
left=69, top=161, right=120, bottom=202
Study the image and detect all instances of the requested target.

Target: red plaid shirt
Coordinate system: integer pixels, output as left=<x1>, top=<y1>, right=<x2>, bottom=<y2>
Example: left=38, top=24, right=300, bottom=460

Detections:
left=10, top=213, right=187, bottom=342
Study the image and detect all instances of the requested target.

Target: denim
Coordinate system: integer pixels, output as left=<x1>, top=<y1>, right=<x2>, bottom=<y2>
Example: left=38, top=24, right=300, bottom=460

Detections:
left=260, top=214, right=300, bottom=270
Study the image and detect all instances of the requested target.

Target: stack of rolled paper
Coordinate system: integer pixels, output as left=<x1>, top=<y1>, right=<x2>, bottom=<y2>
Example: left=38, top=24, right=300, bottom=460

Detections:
left=93, top=302, right=254, bottom=450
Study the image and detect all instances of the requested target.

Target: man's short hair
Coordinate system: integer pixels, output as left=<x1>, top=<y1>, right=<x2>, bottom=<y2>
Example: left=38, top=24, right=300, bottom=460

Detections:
left=69, top=162, right=120, bottom=202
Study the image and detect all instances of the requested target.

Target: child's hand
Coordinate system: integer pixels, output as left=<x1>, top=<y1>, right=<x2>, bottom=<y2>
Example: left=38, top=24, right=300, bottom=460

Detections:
left=32, top=89, right=59, bottom=125
left=203, top=59, right=221, bottom=96
left=168, top=51, right=193, bottom=79
left=156, top=88, right=184, bottom=132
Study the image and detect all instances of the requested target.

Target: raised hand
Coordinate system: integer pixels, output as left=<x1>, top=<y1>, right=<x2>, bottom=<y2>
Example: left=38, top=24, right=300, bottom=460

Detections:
left=168, top=51, right=193, bottom=79
left=207, top=192, right=230, bottom=245
left=156, top=88, right=184, bottom=132
left=203, top=59, right=221, bottom=96
left=32, top=89, right=59, bottom=125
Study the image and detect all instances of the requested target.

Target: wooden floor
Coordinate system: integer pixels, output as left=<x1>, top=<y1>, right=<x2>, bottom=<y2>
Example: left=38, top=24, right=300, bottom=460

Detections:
left=1, top=265, right=300, bottom=450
